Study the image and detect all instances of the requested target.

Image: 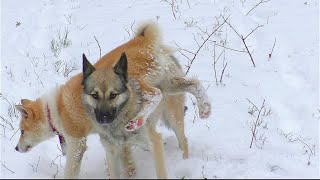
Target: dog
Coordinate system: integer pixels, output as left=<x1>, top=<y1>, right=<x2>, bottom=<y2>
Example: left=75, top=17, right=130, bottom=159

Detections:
left=81, top=21, right=212, bottom=179
left=13, top=21, right=198, bottom=179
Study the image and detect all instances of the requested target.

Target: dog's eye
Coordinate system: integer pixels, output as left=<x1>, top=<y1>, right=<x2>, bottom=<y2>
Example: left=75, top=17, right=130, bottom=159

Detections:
left=91, top=93, right=99, bottom=99
left=110, top=93, right=118, bottom=99
left=21, top=129, right=24, bottom=135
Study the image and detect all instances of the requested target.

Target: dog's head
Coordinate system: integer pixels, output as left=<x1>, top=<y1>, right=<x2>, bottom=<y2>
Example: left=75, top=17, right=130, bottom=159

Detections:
left=14, top=99, right=53, bottom=153
left=82, top=53, right=130, bottom=125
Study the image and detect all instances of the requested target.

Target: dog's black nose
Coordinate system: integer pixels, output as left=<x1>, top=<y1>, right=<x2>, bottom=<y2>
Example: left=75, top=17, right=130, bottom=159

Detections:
left=15, top=146, right=19, bottom=151
left=97, top=114, right=114, bottom=124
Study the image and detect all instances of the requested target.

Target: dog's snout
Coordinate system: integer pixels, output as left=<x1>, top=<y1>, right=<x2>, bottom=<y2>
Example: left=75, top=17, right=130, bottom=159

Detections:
left=96, top=112, right=114, bottom=124
left=94, top=107, right=117, bottom=124
left=15, top=146, right=19, bottom=151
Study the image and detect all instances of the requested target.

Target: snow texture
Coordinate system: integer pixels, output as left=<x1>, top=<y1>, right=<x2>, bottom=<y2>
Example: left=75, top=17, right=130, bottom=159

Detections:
left=1, top=0, right=319, bottom=178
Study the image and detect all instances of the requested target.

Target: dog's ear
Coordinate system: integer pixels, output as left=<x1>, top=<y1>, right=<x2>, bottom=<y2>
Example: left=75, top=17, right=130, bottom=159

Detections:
left=114, top=52, right=128, bottom=83
left=21, top=99, right=31, bottom=105
left=82, top=53, right=95, bottom=82
left=15, top=105, right=28, bottom=118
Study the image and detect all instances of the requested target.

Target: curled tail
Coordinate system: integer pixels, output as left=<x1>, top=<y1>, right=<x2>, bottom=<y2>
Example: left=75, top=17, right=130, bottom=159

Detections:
left=134, top=21, right=161, bottom=45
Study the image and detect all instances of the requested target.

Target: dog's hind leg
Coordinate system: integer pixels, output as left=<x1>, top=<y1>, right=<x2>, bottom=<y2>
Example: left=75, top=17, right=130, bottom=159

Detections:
left=163, top=94, right=189, bottom=159
left=166, top=77, right=211, bottom=119
left=120, top=144, right=136, bottom=178
left=64, top=137, right=87, bottom=179
left=147, top=127, right=167, bottom=179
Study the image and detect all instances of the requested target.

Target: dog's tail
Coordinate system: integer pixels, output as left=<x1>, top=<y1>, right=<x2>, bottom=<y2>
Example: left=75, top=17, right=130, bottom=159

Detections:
left=135, top=21, right=161, bottom=45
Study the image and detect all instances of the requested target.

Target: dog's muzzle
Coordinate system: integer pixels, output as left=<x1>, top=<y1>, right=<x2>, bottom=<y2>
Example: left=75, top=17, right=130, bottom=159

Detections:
left=15, top=145, right=32, bottom=153
left=95, top=109, right=116, bottom=125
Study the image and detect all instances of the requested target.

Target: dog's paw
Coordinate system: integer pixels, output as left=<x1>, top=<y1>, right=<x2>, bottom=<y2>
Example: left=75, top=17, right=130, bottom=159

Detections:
left=198, top=101, right=211, bottom=119
left=127, top=165, right=136, bottom=178
left=125, top=116, right=143, bottom=132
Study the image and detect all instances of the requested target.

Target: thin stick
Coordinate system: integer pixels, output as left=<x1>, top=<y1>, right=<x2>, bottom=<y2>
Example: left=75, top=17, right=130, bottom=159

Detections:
left=186, top=0, right=191, bottom=8
left=243, top=25, right=264, bottom=40
left=222, top=15, right=261, bottom=67
left=246, top=0, right=271, bottom=16
left=219, top=62, right=228, bottom=83
left=94, top=36, right=102, bottom=58
left=250, top=99, right=265, bottom=148
left=242, top=37, right=256, bottom=67
left=215, top=44, right=247, bottom=53
left=1, top=161, right=15, bottom=174
left=0, top=116, right=14, bottom=130
left=246, top=98, right=259, bottom=111
left=185, top=15, right=230, bottom=75
left=269, top=38, right=277, bottom=60
left=213, top=43, right=218, bottom=86
left=10, top=128, right=19, bottom=140
left=173, top=41, right=196, bottom=55
left=130, top=20, right=136, bottom=34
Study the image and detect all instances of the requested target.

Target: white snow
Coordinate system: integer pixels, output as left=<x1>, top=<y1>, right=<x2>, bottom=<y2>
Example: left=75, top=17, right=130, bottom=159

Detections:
left=1, top=0, right=319, bottom=178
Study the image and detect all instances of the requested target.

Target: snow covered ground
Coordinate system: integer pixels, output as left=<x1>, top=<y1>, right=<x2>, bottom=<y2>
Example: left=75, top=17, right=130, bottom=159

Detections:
left=1, top=0, right=319, bottom=178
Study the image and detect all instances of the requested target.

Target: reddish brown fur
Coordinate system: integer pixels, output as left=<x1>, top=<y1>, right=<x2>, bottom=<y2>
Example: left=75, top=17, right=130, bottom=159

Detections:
left=19, top=99, right=45, bottom=139
left=57, top=74, right=93, bottom=138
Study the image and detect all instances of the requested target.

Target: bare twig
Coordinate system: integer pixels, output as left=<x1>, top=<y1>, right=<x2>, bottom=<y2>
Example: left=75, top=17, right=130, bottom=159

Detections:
left=215, top=44, right=247, bottom=53
left=124, top=20, right=136, bottom=38
left=186, top=0, right=191, bottom=8
left=250, top=99, right=265, bottom=148
left=212, top=43, right=225, bottom=86
left=161, top=0, right=178, bottom=19
left=219, top=62, right=228, bottom=83
left=242, top=39, right=256, bottom=67
left=50, top=154, right=62, bottom=178
left=29, top=156, right=40, bottom=172
left=173, top=41, right=196, bottom=55
left=1, top=161, right=15, bottom=174
left=10, top=128, right=19, bottom=140
left=213, top=43, right=218, bottom=86
left=277, top=129, right=298, bottom=143
left=64, top=14, right=72, bottom=25
left=0, top=116, right=14, bottom=130
left=0, top=93, right=19, bottom=120
left=246, top=0, right=271, bottom=16
left=222, top=15, right=262, bottom=67
left=130, top=20, right=136, bottom=33
left=94, top=36, right=102, bottom=59
left=184, top=15, right=230, bottom=74
left=246, top=98, right=259, bottom=111
left=297, top=137, right=316, bottom=165
left=243, top=25, right=264, bottom=40
left=268, top=38, right=277, bottom=60
left=56, top=144, right=63, bottom=155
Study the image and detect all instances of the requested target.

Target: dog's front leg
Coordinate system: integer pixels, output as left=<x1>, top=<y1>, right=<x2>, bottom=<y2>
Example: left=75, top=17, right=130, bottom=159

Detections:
left=100, top=136, right=122, bottom=179
left=125, top=82, right=162, bottom=132
left=120, top=144, right=136, bottom=178
left=64, top=137, right=87, bottom=179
